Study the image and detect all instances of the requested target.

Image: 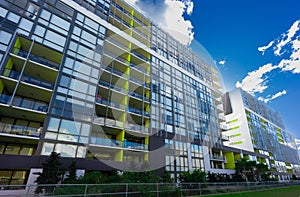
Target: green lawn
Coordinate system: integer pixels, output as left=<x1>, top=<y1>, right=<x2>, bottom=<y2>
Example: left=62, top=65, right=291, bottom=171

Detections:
left=200, top=185, right=300, bottom=197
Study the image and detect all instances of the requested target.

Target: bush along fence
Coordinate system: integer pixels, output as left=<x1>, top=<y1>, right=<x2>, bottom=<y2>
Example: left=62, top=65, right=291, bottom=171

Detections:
left=1, top=181, right=300, bottom=197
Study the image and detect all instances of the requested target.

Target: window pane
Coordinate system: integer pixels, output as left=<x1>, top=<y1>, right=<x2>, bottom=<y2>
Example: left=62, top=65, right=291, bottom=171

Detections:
left=55, top=143, right=76, bottom=157
left=59, top=119, right=80, bottom=135
left=48, top=118, right=60, bottom=132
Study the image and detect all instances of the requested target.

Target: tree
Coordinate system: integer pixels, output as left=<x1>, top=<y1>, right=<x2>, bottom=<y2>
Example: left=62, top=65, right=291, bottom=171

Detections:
left=34, top=152, right=62, bottom=194
left=179, top=169, right=206, bottom=183
left=64, top=161, right=77, bottom=183
left=235, top=158, right=270, bottom=182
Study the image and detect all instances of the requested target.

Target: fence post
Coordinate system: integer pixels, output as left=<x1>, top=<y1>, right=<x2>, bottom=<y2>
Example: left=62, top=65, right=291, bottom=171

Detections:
left=84, top=184, right=88, bottom=197
left=156, top=183, right=159, bottom=197
left=198, top=183, right=201, bottom=196
left=126, top=183, right=128, bottom=197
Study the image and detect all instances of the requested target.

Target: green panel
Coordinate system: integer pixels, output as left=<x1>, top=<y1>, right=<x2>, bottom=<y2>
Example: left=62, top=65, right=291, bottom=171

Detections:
left=224, top=152, right=235, bottom=169
left=230, top=133, right=241, bottom=138
left=0, top=79, right=4, bottom=94
left=5, top=58, right=13, bottom=70
left=234, top=153, right=241, bottom=160
left=227, top=118, right=238, bottom=124
left=14, top=37, right=21, bottom=49
left=114, top=150, right=123, bottom=162
left=229, top=126, right=240, bottom=130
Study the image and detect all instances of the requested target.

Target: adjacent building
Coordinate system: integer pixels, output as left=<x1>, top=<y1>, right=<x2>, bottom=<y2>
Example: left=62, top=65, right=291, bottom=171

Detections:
left=222, top=88, right=300, bottom=180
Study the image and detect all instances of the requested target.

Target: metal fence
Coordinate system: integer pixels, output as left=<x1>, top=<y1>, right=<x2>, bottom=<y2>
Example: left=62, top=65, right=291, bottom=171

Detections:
left=1, top=181, right=300, bottom=197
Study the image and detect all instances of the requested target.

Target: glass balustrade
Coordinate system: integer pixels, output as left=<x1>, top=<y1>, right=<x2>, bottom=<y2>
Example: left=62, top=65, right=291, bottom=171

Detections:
left=0, top=123, right=41, bottom=137
left=11, top=48, right=59, bottom=70
left=3, top=69, right=53, bottom=89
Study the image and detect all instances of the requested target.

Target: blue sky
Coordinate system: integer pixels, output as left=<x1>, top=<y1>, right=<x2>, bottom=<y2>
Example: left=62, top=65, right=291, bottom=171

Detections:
left=126, top=0, right=300, bottom=138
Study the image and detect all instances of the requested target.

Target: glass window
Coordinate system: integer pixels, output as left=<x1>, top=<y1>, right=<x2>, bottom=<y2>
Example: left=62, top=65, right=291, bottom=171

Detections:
left=47, top=118, right=60, bottom=132
left=45, top=131, right=57, bottom=140
left=7, top=12, right=20, bottom=23
left=19, top=18, right=33, bottom=31
left=81, top=123, right=90, bottom=136
left=5, top=144, right=20, bottom=155
left=55, top=143, right=76, bottom=157
left=45, top=30, right=66, bottom=46
left=19, top=146, right=34, bottom=156
left=76, top=146, right=86, bottom=158
left=41, top=142, right=54, bottom=155
left=59, top=119, right=80, bottom=135
left=0, top=31, right=12, bottom=45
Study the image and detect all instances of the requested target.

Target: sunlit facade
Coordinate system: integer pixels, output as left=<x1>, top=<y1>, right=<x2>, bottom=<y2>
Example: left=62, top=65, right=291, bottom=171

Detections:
left=223, top=88, right=300, bottom=180
left=0, top=0, right=227, bottom=187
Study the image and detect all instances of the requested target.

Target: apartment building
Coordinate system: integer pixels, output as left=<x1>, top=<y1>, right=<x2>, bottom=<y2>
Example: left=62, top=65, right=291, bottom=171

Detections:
left=0, top=0, right=227, bottom=186
left=222, top=88, right=300, bottom=180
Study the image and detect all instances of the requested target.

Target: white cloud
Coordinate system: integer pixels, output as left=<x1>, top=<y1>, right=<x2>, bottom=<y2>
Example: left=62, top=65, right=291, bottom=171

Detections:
left=258, top=41, right=274, bottom=55
left=235, top=63, right=279, bottom=95
left=237, top=19, right=300, bottom=100
left=258, top=90, right=287, bottom=103
left=274, top=20, right=300, bottom=56
left=125, top=0, right=194, bottom=45
left=218, top=60, right=226, bottom=65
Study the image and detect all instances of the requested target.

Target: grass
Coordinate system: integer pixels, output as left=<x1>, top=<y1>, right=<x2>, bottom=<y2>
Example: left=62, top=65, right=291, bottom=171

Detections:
left=199, top=185, right=300, bottom=197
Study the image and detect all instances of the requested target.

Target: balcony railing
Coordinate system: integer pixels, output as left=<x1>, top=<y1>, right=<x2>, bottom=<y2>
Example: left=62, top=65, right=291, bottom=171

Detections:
left=11, top=48, right=59, bottom=70
left=13, top=96, right=48, bottom=112
left=210, top=154, right=225, bottom=161
left=128, top=91, right=149, bottom=102
left=0, top=94, right=48, bottom=112
left=93, top=117, right=123, bottom=128
left=125, top=123, right=148, bottom=133
left=90, top=137, right=148, bottom=150
left=3, top=69, right=54, bottom=89
left=131, top=50, right=149, bottom=62
left=90, top=137, right=122, bottom=148
left=124, top=141, right=147, bottom=150
left=0, top=94, right=11, bottom=104
left=130, top=63, right=148, bottom=74
left=105, top=37, right=128, bottom=51
left=104, top=50, right=130, bottom=65
left=0, top=123, right=41, bottom=138
left=127, top=106, right=149, bottom=117
left=103, top=65, right=128, bottom=78
left=95, top=98, right=125, bottom=110
left=99, top=80, right=127, bottom=94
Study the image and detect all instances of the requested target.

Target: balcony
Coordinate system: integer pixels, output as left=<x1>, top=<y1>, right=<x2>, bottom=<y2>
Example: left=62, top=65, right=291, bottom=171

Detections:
left=131, top=50, right=149, bottom=63
left=129, top=91, right=149, bottom=102
left=0, top=94, right=11, bottom=105
left=3, top=69, right=53, bottom=90
left=221, top=134, right=229, bottom=141
left=93, top=116, right=123, bottom=128
left=125, top=123, right=148, bottom=133
left=90, top=137, right=122, bottom=148
left=90, top=137, right=148, bottom=151
left=124, top=141, right=148, bottom=151
left=103, top=50, right=130, bottom=66
left=95, top=97, right=125, bottom=110
left=127, top=106, right=149, bottom=117
left=210, top=154, right=225, bottom=161
left=12, top=96, right=48, bottom=112
left=11, top=48, right=59, bottom=70
left=0, top=94, right=48, bottom=113
left=105, top=37, right=129, bottom=51
left=0, top=123, right=41, bottom=138
left=102, top=65, right=128, bottom=79
left=130, top=63, right=148, bottom=74
left=129, top=76, right=150, bottom=88
left=99, top=80, right=127, bottom=94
